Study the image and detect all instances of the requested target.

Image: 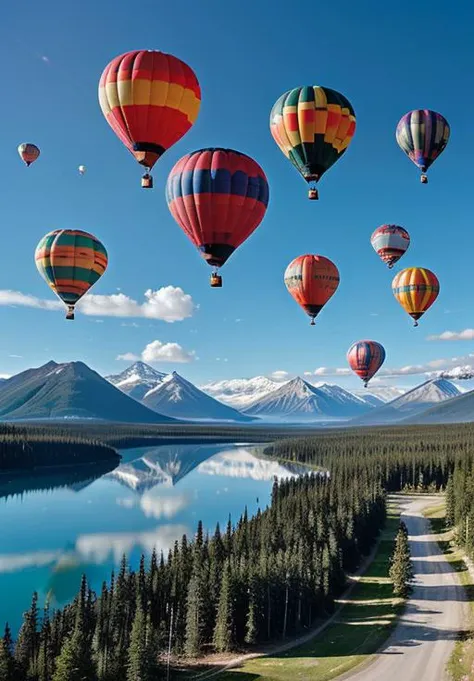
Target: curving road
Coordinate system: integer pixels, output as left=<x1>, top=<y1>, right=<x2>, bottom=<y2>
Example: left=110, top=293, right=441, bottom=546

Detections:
left=344, top=495, right=466, bottom=681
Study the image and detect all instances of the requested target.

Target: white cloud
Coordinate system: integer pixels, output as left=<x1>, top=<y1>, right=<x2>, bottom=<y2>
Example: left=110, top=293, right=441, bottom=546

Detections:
left=41, top=55, right=50, bottom=63
left=427, top=329, right=474, bottom=342
left=0, top=374, right=11, bottom=379
left=0, top=550, right=61, bottom=573
left=8, top=354, right=22, bottom=358
left=268, top=370, right=294, bottom=382
left=117, top=340, right=196, bottom=364
left=0, top=287, right=196, bottom=322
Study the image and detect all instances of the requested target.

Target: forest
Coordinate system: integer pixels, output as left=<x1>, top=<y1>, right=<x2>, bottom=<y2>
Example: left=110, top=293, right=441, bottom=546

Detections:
left=1, top=422, right=473, bottom=680
left=0, top=424, right=119, bottom=472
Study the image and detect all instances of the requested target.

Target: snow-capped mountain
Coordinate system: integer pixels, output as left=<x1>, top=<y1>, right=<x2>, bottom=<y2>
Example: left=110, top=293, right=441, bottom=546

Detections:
left=106, top=362, right=167, bottom=401
left=354, top=378, right=461, bottom=425
left=142, top=372, right=254, bottom=422
left=200, top=376, right=281, bottom=409
left=352, top=385, right=406, bottom=403
left=242, top=377, right=374, bottom=421
left=313, top=383, right=384, bottom=409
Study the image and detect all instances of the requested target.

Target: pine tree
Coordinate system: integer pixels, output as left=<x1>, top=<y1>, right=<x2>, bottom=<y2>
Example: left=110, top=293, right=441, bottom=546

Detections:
left=213, top=560, right=234, bottom=653
left=15, top=592, right=39, bottom=679
left=127, top=605, right=151, bottom=681
left=0, top=624, right=16, bottom=681
left=184, top=569, right=204, bottom=657
left=389, top=525, right=414, bottom=597
left=51, top=630, right=96, bottom=681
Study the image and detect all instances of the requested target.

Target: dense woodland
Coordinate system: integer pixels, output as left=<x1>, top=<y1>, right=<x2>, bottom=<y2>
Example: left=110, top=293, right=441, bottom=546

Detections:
left=0, top=424, right=119, bottom=472
left=1, top=422, right=474, bottom=680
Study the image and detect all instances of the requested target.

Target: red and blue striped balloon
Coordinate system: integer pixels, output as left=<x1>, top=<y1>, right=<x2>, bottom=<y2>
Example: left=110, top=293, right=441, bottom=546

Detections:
left=166, top=148, right=269, bottom=283
left=347, top=340, right=386, bottom=387
left=396, top=110, right=450, bottom=183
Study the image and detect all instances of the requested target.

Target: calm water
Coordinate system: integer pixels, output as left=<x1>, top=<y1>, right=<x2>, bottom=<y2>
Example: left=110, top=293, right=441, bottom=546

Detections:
left=0, top=443, right=309, bottom=633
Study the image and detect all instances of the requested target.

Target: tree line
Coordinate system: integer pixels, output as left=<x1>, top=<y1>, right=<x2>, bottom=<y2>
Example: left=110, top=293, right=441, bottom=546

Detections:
left=0, top=431, right=118, bottom=472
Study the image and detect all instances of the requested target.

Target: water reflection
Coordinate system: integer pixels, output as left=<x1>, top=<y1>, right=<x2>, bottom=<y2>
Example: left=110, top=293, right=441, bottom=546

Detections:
left=0, top=442, right=310, bottom=633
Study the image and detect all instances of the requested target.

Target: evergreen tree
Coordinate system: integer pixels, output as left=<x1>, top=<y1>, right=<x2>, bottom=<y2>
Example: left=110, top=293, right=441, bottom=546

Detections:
left=0, top=624, right=15, bottom=681
left=213, top=560, right=234, bottom=653
left=15, top=592, right=39, bottom=680
left=389, top=525, right=414, bottom=597
left=52, top=630, right=96, bottom=681
left=127, top=605, right=151, bottom=681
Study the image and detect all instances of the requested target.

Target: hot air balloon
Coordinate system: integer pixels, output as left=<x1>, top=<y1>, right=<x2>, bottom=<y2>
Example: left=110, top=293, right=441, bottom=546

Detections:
left=35, top=229, right=108, bottom=320
left=347, top=340, right=386, bottom=388
left=392, top=267, right=439, bottom=326
left=284, top=254, right=339, bottom=325
left=166, top=148, right=269, bottom=287
left=99, top=50, right=201, bottom=189
left=78, top=165, right=86, bottom=176
left=270, top=86, right=356, bottom=200
left=371, top=225, right=410, bottom=269
left=18, top=143, right=40, bottom=167
left=396, top=110, right=450, bottom=184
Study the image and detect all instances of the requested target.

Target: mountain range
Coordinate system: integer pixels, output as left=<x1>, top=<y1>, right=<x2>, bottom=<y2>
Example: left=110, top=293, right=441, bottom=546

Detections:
left=0, top=359, right=470, bottom=425
left=0, top=361, right=174, bottom=423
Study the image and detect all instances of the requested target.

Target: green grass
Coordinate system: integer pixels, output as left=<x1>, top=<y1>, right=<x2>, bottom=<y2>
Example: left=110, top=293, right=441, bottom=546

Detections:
left=423, top=503, right=474, bottom=681
left=210, top=511, right=403, bottom=681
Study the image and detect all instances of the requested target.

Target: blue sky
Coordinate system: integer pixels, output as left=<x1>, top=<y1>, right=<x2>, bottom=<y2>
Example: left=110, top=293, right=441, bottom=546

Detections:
left=1, top=0, right=473, bottom=391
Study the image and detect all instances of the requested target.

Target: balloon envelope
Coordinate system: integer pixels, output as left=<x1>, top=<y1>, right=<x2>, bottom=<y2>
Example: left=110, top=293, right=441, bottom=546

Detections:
left=166, top=148, right=269, bottom=270
left=270, top=86, right=356, bottom=194
left=371, top=225, right=410, bottom=269
left=396, top=110, right=449, bottom=175
left=347, top=340, right=386, bottom=387
left=18, top=143, right=40, bottom=166
left=35, top=230, right=108, bottom=319
left=392, top=267, right=439, bottom=326
left=284, top=254, right=339, bottom=324
left=99, top=50, right=201, bottom=172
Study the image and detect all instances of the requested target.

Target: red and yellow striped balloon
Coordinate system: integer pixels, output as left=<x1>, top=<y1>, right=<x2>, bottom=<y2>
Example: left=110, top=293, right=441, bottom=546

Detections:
left=35, top=229, right=108, bottom=320
left=284, top=254, right=340, bottom=325
left=98, top=50, right=201, bottom=184
left=392, top=267, right=439, bottom=326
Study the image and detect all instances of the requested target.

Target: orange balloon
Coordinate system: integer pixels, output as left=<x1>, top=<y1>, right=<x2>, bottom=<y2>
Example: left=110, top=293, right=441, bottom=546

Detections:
left=284, top=254, right=340, bottom=325
left=392, top=267, right=439, bottom=326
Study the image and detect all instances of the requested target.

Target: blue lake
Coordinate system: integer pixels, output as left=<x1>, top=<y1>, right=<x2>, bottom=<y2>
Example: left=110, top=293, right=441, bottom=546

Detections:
left=0, top=443, right=309, bottom=634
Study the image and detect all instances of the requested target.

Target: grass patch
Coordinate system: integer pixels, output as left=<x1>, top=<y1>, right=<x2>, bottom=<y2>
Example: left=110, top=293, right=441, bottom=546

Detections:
left=212, top=510, right=403, bottom=681
left=423, top=502, right=474, bottom=681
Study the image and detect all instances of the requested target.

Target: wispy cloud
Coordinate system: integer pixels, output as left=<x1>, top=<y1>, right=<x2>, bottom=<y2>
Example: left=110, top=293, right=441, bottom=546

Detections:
left=8, top=354, right=22, bottom=358
left=0, top=287, right=196, bottom=322
left=427, top=329, right=474, bottom=342
left=41, top=55, right=50, bottom=64
left=117, top=339, right=196, bottom=364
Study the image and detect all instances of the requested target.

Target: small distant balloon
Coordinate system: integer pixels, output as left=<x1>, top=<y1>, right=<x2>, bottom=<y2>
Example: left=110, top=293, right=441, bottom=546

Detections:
left=78, top=165, right=86, bottom=175
left=371, top=225, right=410, bottom=269
left=18, top=143, right=40, bottom=167
left=392, top=267, right=439, bottom=326
left=347, top=340, right=386, bottom=388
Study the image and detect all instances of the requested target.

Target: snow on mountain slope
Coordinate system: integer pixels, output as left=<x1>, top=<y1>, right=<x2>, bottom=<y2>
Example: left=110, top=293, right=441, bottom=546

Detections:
left=354, top=378, right=461, bottom=425
left=243, top=377, right=374, bottom=420
left=142, top=372, right=254, bottom=422
left=200, top=376, right=281, bottom=408
left=352, top=386, right=406, bottom=403
left=106, top=362, right=167, bottom=401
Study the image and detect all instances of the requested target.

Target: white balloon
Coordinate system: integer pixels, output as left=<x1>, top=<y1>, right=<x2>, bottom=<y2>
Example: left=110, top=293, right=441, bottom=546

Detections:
left=78, top=165, right=86, bottom=175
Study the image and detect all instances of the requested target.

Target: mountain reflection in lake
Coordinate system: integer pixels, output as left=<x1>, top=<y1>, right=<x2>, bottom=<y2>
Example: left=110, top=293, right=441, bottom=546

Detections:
left=0, top=443, right=310, bottom=634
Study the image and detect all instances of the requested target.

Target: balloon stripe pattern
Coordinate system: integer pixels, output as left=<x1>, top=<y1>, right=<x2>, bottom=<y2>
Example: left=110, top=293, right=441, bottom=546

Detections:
left=284, top=254, right=340, bottom=323
left=18, top=143, right=40, bottom=166
left=99, top=51, right=201, bottom=169
left=35, top=230, right=108, bottom=308
left=371, top=225, right=410, bottom=268
left=396, top=110, right=450, bottom=173
left=392, top=267, right=439, bottom=324
left=347, top=340, right=386, bottom=387
left=166, top=148, right=269, bottom=268
left=270, top=86, right=356, bottom=183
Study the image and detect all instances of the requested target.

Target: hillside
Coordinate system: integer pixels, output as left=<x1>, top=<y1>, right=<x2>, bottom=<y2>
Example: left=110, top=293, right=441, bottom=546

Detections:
left=403, top=388, right=474, bottom=424
left=0, top=361, right=176, bottom=423
left=353, top=378, right=460, bottom=425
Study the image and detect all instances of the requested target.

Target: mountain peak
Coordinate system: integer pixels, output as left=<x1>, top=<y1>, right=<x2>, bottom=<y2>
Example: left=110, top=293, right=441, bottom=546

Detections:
left=106, top=362, right=168, bottom=401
